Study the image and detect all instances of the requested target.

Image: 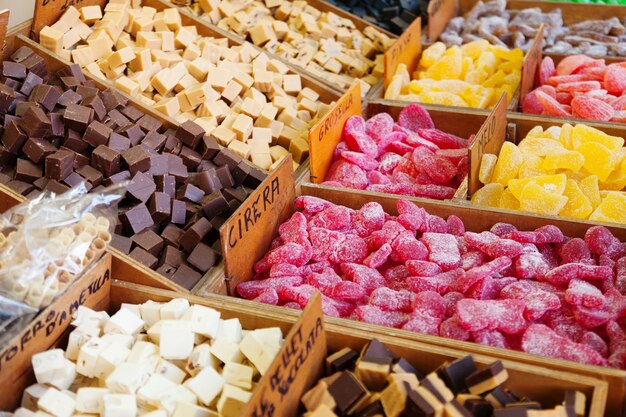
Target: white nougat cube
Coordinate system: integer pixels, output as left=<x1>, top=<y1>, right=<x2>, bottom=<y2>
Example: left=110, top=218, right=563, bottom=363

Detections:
left=94, top=343, right=130, bottom=379
left=104, top=308, right=144, bottom=335
left=13, top=407, right=36, bottom=417
left=158, top=385, right=198, bottom=415
left=100, top=334, right=134, bottom=349
left=252, top=327, right=283, bottom=349
left=183, top=305, right=220, bottom=339
left=137, top=374, right=179, bottom=409
left=184, top=366, right=224, bottom=406
left=75, top=387, right=109, bottom=414
left=160, top=320, right=194, bottom=360
left=105, top=363, right=151, bottom=394
left=186, top=344, right=219, bottom=376
left=216, top=319, right=243, bottom=343
left=66, top=325, right=100, bottom=361
left=37, top=387, right=75, bottom=417
left=172, top=402, right=213, bottom=417
left=32, top=350, right=66, bottom=387
left=222, top=362, right=254, bottom=390
left=120, top=303, right=141, bottom=318
left=146, top=321, right=163, bottom=344
left=155, top=358, right=186, bottom=384
left=76, top=337, right=109, bottom=378
left=102, top=394, right=137, bottom=417
left=71, top=306, right=108, bottom=328
left=160, top=298, right=190, bottom=320
left=210, top=339, right=244, bottom=364
left=139, top=301, right=163, bottom=328
left=22, top=384, right=50, bottom=411
left=126, top=341, right=158, bottom=364
left=217, top=384, right=252, bottom=417
left=141, top=411, right=167, bottom=417
left=240, top=332, right=278, bottom=376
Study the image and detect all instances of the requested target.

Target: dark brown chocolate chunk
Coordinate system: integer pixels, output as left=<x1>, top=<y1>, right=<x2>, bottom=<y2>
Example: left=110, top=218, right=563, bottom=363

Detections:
left=326, top=348, right=359, bottom=374
left=231, top=160, right=250, bottom=186
left=161, top=223, right=184, bottom=247
left=213, top=149, right=242, bottom=170
left=179, top=146, right=202, bottom=170
left=163, top=135, right=182, bottom=154
left=33, top=177, right=49, bottom=190
left=58, top=64, right=86, bottom=82
left=3, top=61, right=27, bottom=79
left=486, top=387, right=519, bottom=408
left=437, top=356, right=477, bottom=395
left=171, top=199, right=186, bottom=225
left=2, top=120, right=26, bottom=153
left=76, top=164, right=103, bottom=187
left=103, top=170, right=131, bottom=186
left=10, top=46, right=34, bottom=63
left=160, top=245, right=186, bottom=268
left=393, top=358, right=423, bottom=379
left=45, top=149, right=74, bottom=180
left=176, top=120, right=205, bottom=148
left=120, top=105, right=143, bottom=122
left=403, top=383, right=436, bottom=417
left=223, top=187, right=247, bottom=203
left=82, top=94, right=106, bottom=121
left=361, top=339, right=396, bottom=363
left=7, top=179, right=35, bottom=195
left=445, top=400, right=473, bottom=417
left=156, top=264, right=177, bottom=279
left=45, top=179, right=70, bottom=194
left=129, top=246, right=158, bottom=269
left=148, top=154, right=168, bottom=176
left=244, top=165, right=267, bottom=188
left=76, top=85, right=99, bottom=100
left=121, top=203, right=154, bottom=235
left=15, top=158, right=42, bottom=182
left=199, top=135, right=220, bottom=160
left=63, top=104, right=93, bottom=132
left=63, top=171, right=85, bottom=188
left=23, top=137, right=57, bottom=164
left=179, top=217, right=212, bottom=253
left=132, top=229, right=164, bottom=256
left=0, top=145, right=15, bottom=166
left=357, top=400, right=384, bottom=417
left=327, top=372, right=367, bottom=414
left=108, top=132, right=131, bottom=153
left=149, top=191, right=171, bottom=223
left=83, top=120, right=112, bottom=147
left=215, top=165, right=235, bottom=188
left=156, top=174, right=176, bottom=197
left=101, top=89, right=128, bottom=112
left=127, top=171, right=156, bottom=202
left=107, top=109, right=132, bottom=131
left=50, top=112, right=64, bottom=136
left=201, top=191, right=229, bottom=219
left=30, top=84, right=61, bottom=111
left=15, top=101, right=41, bottom=117
left=187, top=242, right=218, bottom=273
left=20, top=72, right=43, bottom=96
left=57, top=89, right=82, bottom=107
left=197, top=168, right=222, bottom=194
left=142, top=131, right=166, bottom=151
left=122, top=146, right=152, bottom=175
left=63, top=129, right=89, bottom=153
left=20, top=53, right=46, bottom=78
left=20, top=106, right=52, bottom=137
left=60, top=76, right=80, bottom=90
left=62, top=147, right=89, bottom=169
left=137, top=114, right=162, bottom=132
left=92, top=145, right=121, bottom=177
left=0, top=83, right=16, bottom=113
left=170, top=264, right=202, bottom=290
left=110, top=233, right=133, bottom=254
left=464, top=399, right=493, bottom=417
left=177, top=183, right=204, bottom=204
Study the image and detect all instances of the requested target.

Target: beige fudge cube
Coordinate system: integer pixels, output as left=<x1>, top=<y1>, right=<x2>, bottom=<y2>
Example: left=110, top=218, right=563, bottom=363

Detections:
left=115, top=76, right=140, bottom=96
left=249, top=23, right=276, bottom=46
left=80, top=5, right=103, bottom=24
left=232, top=114, right=254, bottom=142
left=107, top=46, right=135, bottom=68
left=228, top=140, right=251, bottom=159
left=212, top=125, right=237, bottom=146
left=40, top=26, right=64, bottom=53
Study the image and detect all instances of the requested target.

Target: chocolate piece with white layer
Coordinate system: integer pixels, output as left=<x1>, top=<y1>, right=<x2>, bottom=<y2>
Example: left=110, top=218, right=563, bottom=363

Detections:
left=466, top=361, right=508, bottom=395
left=326, top=348, right=359, bottom=375
left=438, top=356, right=478, bottom=395
left=327, top=372, right=368, bottom=415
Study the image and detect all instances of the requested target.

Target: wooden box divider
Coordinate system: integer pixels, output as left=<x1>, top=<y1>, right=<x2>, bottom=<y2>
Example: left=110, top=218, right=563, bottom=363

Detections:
left=0, top=253, right=112, bottom=411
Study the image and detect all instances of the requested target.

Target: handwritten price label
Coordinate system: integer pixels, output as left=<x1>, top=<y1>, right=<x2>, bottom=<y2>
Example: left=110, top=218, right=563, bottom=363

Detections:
left=309, top=82, right=362, bottom=184
left=244, top=294, right=326, bottom=417
left=384, top=17, right=422, bottom=89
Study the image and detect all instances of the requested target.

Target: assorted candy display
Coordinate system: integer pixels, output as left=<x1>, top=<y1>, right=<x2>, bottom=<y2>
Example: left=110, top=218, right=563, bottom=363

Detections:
left=303, top=339, right=587, bottom=416
left=10, top=301, right=283, bottom=417
left=473, top=123, right=626, bottom=223
left=322, top=104, right=470, bottom=200
left=384, top=41, right=523, bottom=109
left=239, top=196, right=626, bottom=370
left=440, top=0, right=626, bottom=57
left=0, top=48, right=268, bottom=290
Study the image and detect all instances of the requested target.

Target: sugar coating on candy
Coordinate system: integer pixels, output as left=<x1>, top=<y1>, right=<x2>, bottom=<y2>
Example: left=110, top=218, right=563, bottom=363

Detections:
left=240, top=197, right=626, bottom=370
left=522, top=324, right=608, bottom=366
left=398, top=103, right=435, bottom=132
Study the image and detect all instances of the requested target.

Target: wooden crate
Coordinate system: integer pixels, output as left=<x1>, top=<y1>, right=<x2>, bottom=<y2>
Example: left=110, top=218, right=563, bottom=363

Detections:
left=0, top=253, right=112, bottom=411
left=198, top=178, right=625, bottom=416
left=165, top=0, right=397, bottom=95
left=107, top=280, right=607, bottom=417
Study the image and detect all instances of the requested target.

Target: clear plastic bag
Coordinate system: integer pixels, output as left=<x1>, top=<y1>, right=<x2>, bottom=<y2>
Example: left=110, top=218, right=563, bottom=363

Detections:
left=0, top=182, right=125, bottom=336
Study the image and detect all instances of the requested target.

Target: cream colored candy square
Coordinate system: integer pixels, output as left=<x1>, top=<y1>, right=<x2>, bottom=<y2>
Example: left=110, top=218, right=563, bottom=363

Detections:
left=228, top=140, right=251, bottom=160
left=251, top=153, right=273, bottom=170
left=212, top=125, right=237, bottom=146
left=232, top=113, right=254, bottom=141
left=270, top=145, right=289, bottom=162
left=217, top=384, right=252, bottom=417
left=249, top=22, right=276, bottom=46
left=80, top=6, right=103, bottom=24
left=107, top=46, right=135, bottom=68
left=154, top=97, right=181, bottom=117
left=40, top=26, right=64, bottom=53
left=136, top=31, right=161, bottom=49
left=114, top=76, right=139, bottom=96
left=129, top=48, right=151, bottom=72
left=71, top=47, right=95, bottom=67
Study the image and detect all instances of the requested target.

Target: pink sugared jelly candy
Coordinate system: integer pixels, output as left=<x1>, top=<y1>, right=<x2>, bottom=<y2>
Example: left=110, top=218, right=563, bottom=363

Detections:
left=341, top=263, right=385, bottom=295
left=446, top=215, right=465, bottom=236
left=500, top=281, right=561, bottom=321
left=457, top=299, right=527, bottom=334
left=254, top=242, right=312, bottom=273
left=253, top=289, right=279, bottom=305
left=352, top=202, right=385, bottom=237
left=443, top=291, right=465, bottom=317
left=585, top=226, right=623, bottom=259
left=355, top=305, right=409, bottom=328
left=308, top=205, right=352, bottom=231
left=397, top=199, right=427, bottom=231
left=521, top=324, right=608, bottom=366
left=326, top=160, right=369, bottom=190
left=370, top=220, right=407, bottom=249
left=295, top=196, right=333, bottom=213
left=277, top=284, right=318, bottom=307
left=369, top=287, right=413, bottom=312
left=363, top=243, right=392, bottom=268
left=461, top=251, right=485, bottom=271
left=407, top=269, right=461, bottom=295
left=417, top=128, right=468, bottom=149
left=392, top=231, right=429, bottom=263
left=335, top=233, right=369, bottom=264
left=366, top=112, right=394, bottom=142
left=559, top=238, right=593, bottom=265
left=279, top=212, right=308, bottom=244
left=412, top=290, right=446, bottom=319
left=440, top=315, right=471, bottom=341
left=398, top=103, right=435, bottom=132
left=514, top=252, right=550, bottom=280
left=406, top=260, right=443, bottom=277
left=329, top=280, right=367, bottom=302
left=565, top=279, right=606, bottom=309
left=402, top=312, right=441, bottom=335
left=340, top=151, right=379, bottom=171
left=421, top=232, right=462, bottom=271
left=306, top=268, right=342, bottom=293
left=580, top=331, right=609, bottom=358
left=472, top=329, right=509, bottom=349
left=455, top=257, right=512, bottom=293
left=616, top=257, right=626, bottom=294
left=345, top=130, right=378, bottom=158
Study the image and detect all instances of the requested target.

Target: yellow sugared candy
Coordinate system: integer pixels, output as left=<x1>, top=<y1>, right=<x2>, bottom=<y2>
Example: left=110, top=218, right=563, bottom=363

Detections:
left=473, top=122, right=626, bottom=223
left=491, top=142, right=523, bottom=186
left=385, top=41, right=523, bottom=109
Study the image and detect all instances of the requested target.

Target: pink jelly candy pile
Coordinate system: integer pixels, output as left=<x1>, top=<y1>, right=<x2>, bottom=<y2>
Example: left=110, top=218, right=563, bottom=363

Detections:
left=238, top=196, right=626, bottom=369
left=523, top=55, right=626, bottom=122
left=322, top=104, right=470, bottom=200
